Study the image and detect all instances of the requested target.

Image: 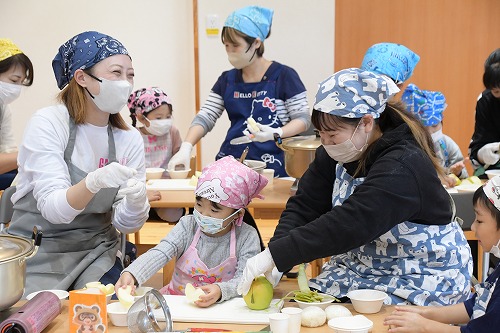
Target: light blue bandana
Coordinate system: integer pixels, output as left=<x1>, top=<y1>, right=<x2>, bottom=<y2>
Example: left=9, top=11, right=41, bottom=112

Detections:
left=313, top=68, right=399, bottom=119
left=402, top=83, right=447, bottom=127
left=52, top=31, right=129, bottom=90
left=224, top=6, right=273, bottom=41
left=361, top=43, right=420, bottom=84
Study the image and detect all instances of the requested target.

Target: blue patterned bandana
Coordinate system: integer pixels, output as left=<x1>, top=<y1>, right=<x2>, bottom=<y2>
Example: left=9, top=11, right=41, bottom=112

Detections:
left=401, top=83, right=447, bottom=127
left=313, top=68, right=400, bottom=119
left=361, top=43, right=420, bottom=84
left=224, top=6, right=273, bottom=41
left=52, top=31, right=129, bottom=90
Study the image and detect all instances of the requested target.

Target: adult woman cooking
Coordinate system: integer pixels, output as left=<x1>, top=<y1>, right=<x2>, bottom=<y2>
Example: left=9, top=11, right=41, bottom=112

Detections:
left=168, top=6, right=310, bottom=177
left=238, top=68, right=472, bottom=306
left=0, top=38, right=34, bottom=190
left=5, top=31, right=149, bottom=295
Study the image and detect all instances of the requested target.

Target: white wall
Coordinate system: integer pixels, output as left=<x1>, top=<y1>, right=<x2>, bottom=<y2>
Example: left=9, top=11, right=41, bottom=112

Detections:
left=1, top=0, right=334, bottom=169
left=197, top=0, right=335, bottom=167
left=0, top=0, right=195, bottom=145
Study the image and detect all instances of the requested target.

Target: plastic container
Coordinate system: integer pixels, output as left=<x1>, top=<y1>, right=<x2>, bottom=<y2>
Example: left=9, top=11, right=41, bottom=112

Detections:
left=167, top=169, right=191, bottom=179
left=146, top=168, right=165, bottom=180
left=328, top=315, right=374, bottom=333
left=107, top=302, right=129, bottom=327
left=346, top=289, right=387, bottom=314
left=295, top=293, right=336, bottom=310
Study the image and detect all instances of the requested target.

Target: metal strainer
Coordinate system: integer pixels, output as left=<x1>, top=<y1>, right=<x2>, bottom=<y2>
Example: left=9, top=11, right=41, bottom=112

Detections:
left=127, top=289, right=172, bottom=333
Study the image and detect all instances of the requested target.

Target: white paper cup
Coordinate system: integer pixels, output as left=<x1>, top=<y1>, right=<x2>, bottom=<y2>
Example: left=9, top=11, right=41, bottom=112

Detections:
left=281, top=307, right=302, bottom=333
left=269, top=312, right=289, bottom=333
left=263, top=169, right=275, bottom=185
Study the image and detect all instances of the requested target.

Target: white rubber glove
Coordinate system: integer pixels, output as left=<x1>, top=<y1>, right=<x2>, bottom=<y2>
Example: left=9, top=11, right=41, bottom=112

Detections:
left=167, top=142, right=192, bottom=171
left=119, top=179, right=148, bottom=211
left=247, top=123, right=283, bottom=143
left=237, top=248, right=277, bottom=296
left=85, top=162, right=137, bottom=194
left=478, top=142, right=500, bottom=166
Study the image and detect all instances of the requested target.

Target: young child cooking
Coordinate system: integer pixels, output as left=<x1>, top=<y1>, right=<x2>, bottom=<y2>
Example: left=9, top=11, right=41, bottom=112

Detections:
left=128, top=86, right=183, bottom=222
left=402, top=83, right=468, bottom=187
left=384, top=175, right=500, bottom=332
left=116, top=156, right=268, bottom=307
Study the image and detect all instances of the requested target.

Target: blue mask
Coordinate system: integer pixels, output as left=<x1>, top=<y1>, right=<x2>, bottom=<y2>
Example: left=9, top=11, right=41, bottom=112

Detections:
left=193, top=208, right=241, bottom=234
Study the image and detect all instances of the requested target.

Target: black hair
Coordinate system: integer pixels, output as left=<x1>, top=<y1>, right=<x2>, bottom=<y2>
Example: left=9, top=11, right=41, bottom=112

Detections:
left=0, top=53, right=34, bottom=85
left=221, top=27, right=271, bottom=57
left=473, top=186, right=500, bottom=229
left=483, top=48, right=500, bottom=90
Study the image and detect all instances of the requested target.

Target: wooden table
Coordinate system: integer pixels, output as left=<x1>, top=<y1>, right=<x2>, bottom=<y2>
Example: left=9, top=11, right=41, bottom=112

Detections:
left=6, top=278, right=395, bottom=332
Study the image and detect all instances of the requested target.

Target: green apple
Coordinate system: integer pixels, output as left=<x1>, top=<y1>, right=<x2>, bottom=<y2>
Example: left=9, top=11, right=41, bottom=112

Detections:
left=243, top=276, right=274, bottom=310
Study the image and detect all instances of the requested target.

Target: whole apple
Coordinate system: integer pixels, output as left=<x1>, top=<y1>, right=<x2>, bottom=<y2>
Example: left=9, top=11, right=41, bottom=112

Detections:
left=243, top=276, right=274, bottom=310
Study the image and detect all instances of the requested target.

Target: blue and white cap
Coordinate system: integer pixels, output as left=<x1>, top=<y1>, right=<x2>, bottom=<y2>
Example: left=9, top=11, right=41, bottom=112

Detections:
left=224, top=6, right=273, bottom=41
left=313, top=68, right=400, bottom=119
left=401, top=83, right=447, bottom=127
left=361, top=43, right=420, bottom=84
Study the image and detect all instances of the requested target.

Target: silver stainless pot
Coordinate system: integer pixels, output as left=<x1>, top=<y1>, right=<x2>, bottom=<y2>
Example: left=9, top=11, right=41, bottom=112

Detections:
left=274, top=133, right=321, bottom=179
left=0, top=226, right=42, bottom=311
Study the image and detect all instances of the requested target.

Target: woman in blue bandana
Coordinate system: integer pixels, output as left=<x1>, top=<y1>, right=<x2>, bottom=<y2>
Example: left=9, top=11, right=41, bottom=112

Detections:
left=402, top=84, right=468, bottom=187
left=6, top=31, right=149, bottom=296
left=168, top=6, right=311, bottom=177
left=238, top=68, right=472, bottom=306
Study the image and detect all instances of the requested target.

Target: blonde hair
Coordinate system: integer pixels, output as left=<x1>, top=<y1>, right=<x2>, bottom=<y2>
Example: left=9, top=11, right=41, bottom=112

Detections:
left=57, top=77, right=128, bottom=130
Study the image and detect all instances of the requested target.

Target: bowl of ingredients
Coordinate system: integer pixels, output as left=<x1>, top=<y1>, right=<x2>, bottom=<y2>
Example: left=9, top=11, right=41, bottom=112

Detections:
left=328, top=315, right=374, bottom=333
left=243, top=160, right=266, bottom=173
left=26, top=289, right=69, bottom=300
left=346, top=289, right=387, bottom=314
left=295, top=292, right=336, bottom=310
left=146, top=168, right=165, bottom=180
left=485, top=169, right=500, bottom=179
left=107, top=302, right=128, bottom=327
left=167, top=168, right=191, bottom=179
left=85, top=281, right=115, bottom=303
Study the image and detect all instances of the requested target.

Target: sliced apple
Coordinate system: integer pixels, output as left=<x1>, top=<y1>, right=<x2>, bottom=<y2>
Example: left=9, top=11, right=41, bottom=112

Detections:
left=185, top=283, right=205, bottom=303
left=86, top=281, right=103, bottom=289
left=100, top=283, right=115, bottom=296
left=117, top=285, right=135, bottom=309
left=195, top=171, right=202, bottom=177
left=247, top=117, right=260, bottom=133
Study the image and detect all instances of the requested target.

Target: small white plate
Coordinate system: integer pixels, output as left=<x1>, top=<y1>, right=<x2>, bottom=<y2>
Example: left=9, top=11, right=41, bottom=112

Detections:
left=26, top=289, right=69, bottom=300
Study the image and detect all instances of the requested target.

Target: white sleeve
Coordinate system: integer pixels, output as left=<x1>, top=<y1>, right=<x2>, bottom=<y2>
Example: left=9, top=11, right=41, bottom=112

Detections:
left=111, top=127, right=148, bottom=234
left=0, top=106, right=18, bottom=153
left=13, top=107, right=83, bottom=223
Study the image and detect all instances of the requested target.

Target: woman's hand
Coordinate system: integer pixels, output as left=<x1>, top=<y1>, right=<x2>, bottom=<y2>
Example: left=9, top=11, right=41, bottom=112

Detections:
left=85, top=162, right=137, bottom=193
left=147, top=190, right=161, bottom=202
left=195, top=284, right=221, bottom=307
left=115, top=272, right=137, bottom=295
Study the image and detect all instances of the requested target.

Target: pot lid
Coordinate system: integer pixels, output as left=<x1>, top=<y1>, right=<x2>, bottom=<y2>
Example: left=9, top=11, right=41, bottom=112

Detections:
left=282, top=135, right=321, bottom=150
left=0, top=235, right=33, bottom=262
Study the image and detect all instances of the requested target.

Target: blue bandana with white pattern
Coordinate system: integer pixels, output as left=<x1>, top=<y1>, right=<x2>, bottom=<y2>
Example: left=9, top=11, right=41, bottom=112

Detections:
left=224, top=6, right=273, bottom=41
left=402, top=83, right=447, bottom=127
left=313, top=68, right=399, bottom=119
left=52, top=31, right=129, bottom=90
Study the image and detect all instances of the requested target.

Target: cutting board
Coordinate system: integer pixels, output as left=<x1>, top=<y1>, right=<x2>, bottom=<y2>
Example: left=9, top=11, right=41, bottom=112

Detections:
left=146, top=179, right=196, bottom=191
left=154, top=295, right=282, bottom=324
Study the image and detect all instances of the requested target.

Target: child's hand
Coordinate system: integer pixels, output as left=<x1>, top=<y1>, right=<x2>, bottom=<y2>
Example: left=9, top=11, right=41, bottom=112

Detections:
left=115, top=272, right=137, bottom=296
left=449, top=161, right=465, bottom=176
left=384, top=306, right=430, bottom=332
left=147, top=190, right=161, bottom=202
left=194, top=284, right=221, bottom=308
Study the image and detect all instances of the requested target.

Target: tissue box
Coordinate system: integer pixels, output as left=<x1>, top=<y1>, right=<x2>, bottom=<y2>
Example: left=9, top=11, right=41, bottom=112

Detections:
left=69, top=288, right=108, bottom=333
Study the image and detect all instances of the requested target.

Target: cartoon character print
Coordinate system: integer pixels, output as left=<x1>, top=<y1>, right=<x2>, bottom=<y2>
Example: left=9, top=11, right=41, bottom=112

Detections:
left=192, top=274, right=217, bottom=286
left=73, top=305, right=105, bottom=333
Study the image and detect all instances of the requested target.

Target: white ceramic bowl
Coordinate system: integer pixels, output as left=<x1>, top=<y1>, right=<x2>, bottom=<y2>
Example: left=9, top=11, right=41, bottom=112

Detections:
left=146, top=168, right=165, bottom=180
left=243, top=160, right=266, bottom=174
left=133, top=286, right=153, bottom=301
left=346, top=289, right=387, bottom=314
left=167, top=168, right=191, bottom=179
left=485, top=169, right=500, bottom=179
left=455, top=184, right=482, bottom=193
left=328, top=315, right=374, bottom=333
left=107, top=302, right=129, bottom=327
left=26, top=289, right=69, bottom=300
left=295, top=293, right=336, bottom=310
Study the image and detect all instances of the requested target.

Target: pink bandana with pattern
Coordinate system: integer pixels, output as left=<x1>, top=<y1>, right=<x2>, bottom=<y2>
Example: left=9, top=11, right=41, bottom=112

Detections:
left=195, top=156, right=268, bottom=225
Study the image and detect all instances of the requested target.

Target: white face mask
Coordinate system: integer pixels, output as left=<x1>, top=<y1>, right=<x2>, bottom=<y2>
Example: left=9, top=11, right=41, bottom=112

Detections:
left=431, top=129, right=444, bottom=143
left=322, top=121, right=369, bottom=163
left=227, top=44, right=257, bottom=69
left=87, top=74, right=133, bottom=114
left=490, top=239, right=500, bottom=259
left=0, top=81, right=22, bottom=105
left=146, top=118, right=172, bottom=136
left=193, top=208, right=240, bottom=235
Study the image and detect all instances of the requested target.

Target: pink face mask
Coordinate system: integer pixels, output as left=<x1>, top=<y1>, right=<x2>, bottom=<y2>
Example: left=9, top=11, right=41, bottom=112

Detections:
left=195, top=156, right=268, bottom=225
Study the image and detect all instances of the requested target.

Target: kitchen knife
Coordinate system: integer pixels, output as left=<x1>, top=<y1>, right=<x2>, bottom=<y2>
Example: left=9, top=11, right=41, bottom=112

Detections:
left=230, top=135, right=253, bottom=145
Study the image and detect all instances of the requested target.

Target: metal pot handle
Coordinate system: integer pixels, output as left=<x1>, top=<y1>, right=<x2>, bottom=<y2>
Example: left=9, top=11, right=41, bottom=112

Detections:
left=26, top=225, right=43, bottom=260
left=273, top=133, right=291, bottom=153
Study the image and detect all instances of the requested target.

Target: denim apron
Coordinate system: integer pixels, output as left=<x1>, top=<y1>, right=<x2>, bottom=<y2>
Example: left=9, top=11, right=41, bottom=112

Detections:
left=309, top=163, right=472, bottom=306
left=216, top=67, right=287, bottom=177
left=160, top=226, right=237, bottom=295
left=7, top=118, right=120, bottom=295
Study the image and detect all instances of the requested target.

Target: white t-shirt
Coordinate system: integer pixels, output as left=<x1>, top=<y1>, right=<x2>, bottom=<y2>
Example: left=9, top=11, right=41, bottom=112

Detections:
left=13, top=105, right=147, bottom=232
left=0, top=104, right=18, bottom=153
